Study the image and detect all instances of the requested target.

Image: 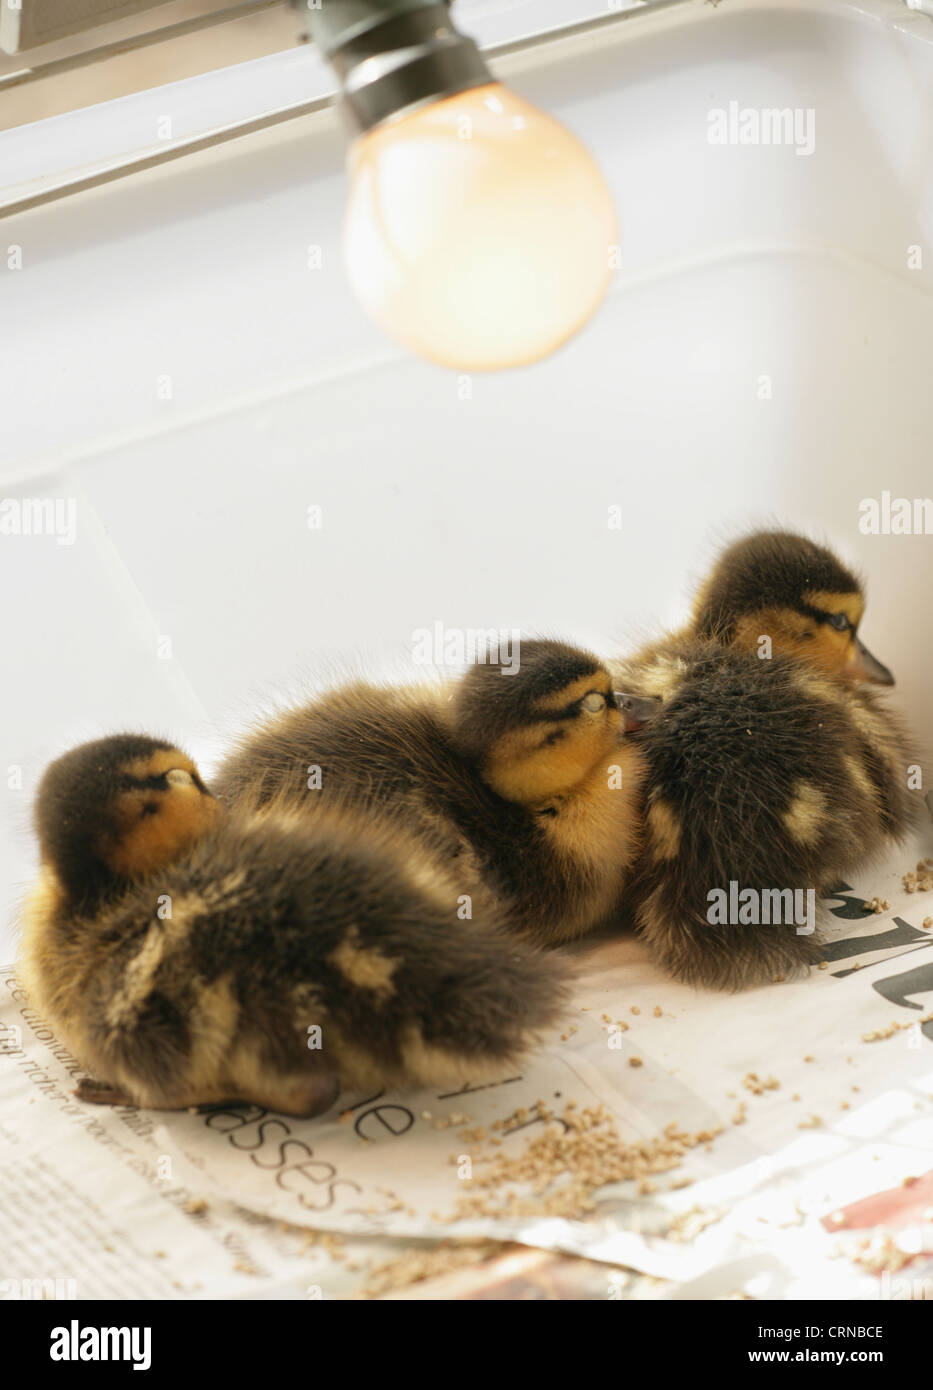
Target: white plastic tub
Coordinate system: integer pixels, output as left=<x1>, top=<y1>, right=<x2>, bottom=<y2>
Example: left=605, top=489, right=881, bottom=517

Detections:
left=2, top=0, right=932, bottom=946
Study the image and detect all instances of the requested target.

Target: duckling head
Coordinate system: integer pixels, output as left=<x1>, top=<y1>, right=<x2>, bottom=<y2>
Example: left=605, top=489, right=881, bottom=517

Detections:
left=451, top=639, right=639, bottom=805
left=692, top=530, right=894, bottom=685
left=35, top=734, right=219, bottom=913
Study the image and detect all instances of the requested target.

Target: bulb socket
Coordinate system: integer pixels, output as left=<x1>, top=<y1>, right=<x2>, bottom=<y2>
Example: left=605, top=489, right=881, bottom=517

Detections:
left=299, top=0, right=493, bottom=134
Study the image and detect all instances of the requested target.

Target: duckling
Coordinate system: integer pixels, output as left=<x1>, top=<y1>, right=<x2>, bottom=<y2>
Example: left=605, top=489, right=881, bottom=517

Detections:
left=612, top=532, right=918, bottom=990
left=690, top=529, right=894, bottom=684
left=19, top=736, right=568, bottom=1114
left=215, top=639, right=648, bottom=945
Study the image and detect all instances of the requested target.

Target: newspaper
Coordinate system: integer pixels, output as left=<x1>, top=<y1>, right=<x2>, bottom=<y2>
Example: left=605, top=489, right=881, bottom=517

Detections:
left=2, top=834, right=932, bottom=1301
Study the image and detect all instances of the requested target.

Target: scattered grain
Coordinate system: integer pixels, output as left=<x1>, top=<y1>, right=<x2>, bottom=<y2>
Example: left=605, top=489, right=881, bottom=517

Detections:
left=357, top=1240, right=500, bottom=1299
left=742, top=1072, right=780, bottom=1096
left=862, top=1011, right=933, bottom=1043
left=439, top=1104, right=723, bottom=1225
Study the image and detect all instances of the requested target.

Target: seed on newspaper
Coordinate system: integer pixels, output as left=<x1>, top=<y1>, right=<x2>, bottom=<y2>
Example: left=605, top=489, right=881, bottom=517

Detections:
left=862, top=1011, right=933, bottom=1042
left=851, top=1233, right=915, bottom=1276
left=629, top=1056, right=643, bottom=1068
left=742, top=1072, right=779, bottom=1095
left=631, top=1006, right=641, bottom=1015
left=441, top=1103, right=723, bottom=1224
left=653, top=1006, right=663, bottom=1017
left=924, top=918, right=932, bottom=929
left=358, top=1240, right=500, bottom=1298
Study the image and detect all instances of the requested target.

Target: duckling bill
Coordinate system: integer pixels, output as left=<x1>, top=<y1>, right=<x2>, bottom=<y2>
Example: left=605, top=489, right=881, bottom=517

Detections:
left=19, top=736, right=568, bottom=1114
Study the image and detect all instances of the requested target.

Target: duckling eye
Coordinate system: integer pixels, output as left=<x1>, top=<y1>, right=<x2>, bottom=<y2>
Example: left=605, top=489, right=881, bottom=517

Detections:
left=580, top=691, right=607, bottom=713
left=165, top=768, right=194, bottom=787
left=827, top=613, right=850, bottom=632
left=141, top=800, right=159, bottom=817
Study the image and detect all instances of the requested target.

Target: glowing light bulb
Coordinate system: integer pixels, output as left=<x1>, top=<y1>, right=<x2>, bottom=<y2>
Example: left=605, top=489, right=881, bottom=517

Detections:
left=343, top=83, right=618, bottom=371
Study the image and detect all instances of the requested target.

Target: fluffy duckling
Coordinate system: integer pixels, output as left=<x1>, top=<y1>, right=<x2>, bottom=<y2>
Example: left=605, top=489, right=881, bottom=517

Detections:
left=613, top=532, right=918, bottom=989
left=689, top=529, right=894, bottom=684
left=19, top=736, right=568, bottom=1114
left=216, top=640, right=650, bottom=945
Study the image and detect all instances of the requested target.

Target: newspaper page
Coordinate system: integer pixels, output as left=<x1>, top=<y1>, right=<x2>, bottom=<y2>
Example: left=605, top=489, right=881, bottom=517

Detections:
left=2, top=835, right=932, bottom=1301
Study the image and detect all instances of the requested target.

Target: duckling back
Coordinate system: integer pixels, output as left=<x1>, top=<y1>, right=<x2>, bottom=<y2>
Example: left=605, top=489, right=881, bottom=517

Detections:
left=615, top=641, right=918, bottom=990
left=21, top=803, right=569, bottom=1114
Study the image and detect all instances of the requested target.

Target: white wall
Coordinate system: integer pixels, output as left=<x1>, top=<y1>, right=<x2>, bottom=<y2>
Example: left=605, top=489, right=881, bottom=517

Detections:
left=2, top=0, right=932, bottom=949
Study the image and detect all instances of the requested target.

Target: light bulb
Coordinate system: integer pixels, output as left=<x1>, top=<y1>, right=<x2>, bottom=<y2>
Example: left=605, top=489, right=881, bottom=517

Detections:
left=343, top=83, right=618, bottom=370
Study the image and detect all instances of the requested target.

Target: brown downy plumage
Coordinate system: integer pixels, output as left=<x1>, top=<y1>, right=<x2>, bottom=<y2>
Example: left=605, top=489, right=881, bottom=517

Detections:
left=19, top=736, right=568, bottom=1115
left=612, top=531, right=919, bottom=990
left=215, top=639, right=650, bottom=945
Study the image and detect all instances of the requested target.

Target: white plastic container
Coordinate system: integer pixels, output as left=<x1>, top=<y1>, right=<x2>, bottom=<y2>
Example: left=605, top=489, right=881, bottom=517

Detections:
left=1, top=0, right=931, bottom=947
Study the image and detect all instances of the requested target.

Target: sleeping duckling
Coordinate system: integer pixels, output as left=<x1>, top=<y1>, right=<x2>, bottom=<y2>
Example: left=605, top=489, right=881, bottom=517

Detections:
left=19, top=735, right=568, bottom=1114
left=216, top=639, right=649, bottom=945
left=613, top=532, right=918, bottom=989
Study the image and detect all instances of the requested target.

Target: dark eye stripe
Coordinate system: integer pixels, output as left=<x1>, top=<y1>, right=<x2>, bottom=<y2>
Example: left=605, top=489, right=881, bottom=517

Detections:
left=525, top=704, right=584, bottom=724
left=798, top=603, right=850, bottom=630
left=118, top=772, right=170, bottom=791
